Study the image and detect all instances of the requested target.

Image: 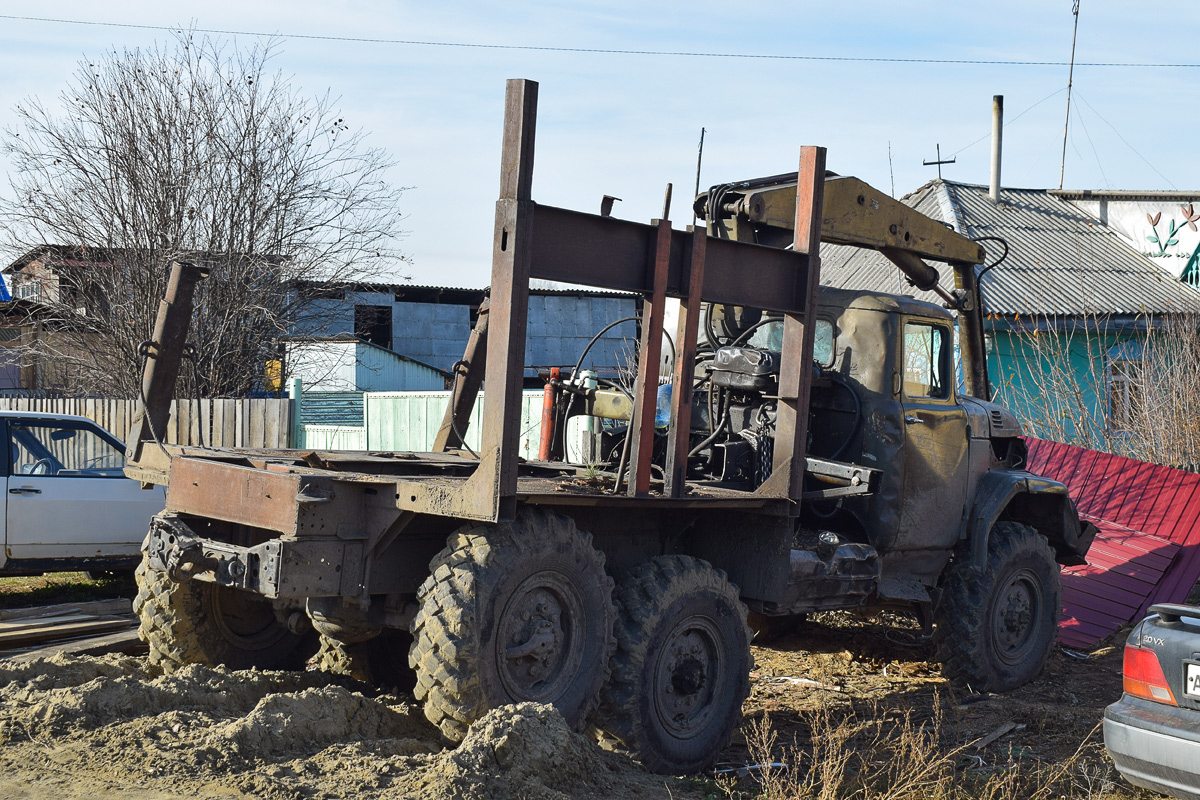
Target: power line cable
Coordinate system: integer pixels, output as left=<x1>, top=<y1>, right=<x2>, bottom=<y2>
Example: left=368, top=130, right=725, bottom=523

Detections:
left=1074, top=92, right=1175, bottom=189
left=1072, top=100, right=1110, bottom=188
left=949, top=88, right=1068, bottom=158
left=5, top=14, right=1200, bottom=68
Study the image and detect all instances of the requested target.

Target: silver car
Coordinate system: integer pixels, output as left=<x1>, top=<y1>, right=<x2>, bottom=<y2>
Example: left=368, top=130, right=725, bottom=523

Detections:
left=0, top=411, right=166, bottom=576
left=1104, top=603, right=1200, bottom=800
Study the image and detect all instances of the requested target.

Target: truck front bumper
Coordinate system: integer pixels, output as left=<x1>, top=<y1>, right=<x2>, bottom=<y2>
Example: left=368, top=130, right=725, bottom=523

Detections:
left=145, top=513, right=364, bottom=599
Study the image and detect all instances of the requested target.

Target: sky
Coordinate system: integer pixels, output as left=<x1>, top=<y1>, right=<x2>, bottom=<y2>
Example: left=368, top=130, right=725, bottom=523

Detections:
left=0, top=1, right=1197, bottom=288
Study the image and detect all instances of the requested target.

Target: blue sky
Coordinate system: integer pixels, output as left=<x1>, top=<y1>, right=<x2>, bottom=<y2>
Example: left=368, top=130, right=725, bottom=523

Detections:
left=1, top=2, right=1197, bottom=287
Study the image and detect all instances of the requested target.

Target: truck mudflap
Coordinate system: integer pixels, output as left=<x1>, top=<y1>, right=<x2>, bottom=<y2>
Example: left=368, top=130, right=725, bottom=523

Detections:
left=145, top=514, right=363, bottom=600
left=966, top=470, right=1096, bottom=570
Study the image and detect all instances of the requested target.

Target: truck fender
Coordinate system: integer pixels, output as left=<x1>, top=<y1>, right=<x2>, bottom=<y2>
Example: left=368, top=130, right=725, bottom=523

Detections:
left=965, top=470, right=1095, bottom=571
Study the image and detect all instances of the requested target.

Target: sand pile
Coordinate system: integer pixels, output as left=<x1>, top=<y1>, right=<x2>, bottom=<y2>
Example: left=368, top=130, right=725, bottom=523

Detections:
left=0, top=654, right=680, bottom=800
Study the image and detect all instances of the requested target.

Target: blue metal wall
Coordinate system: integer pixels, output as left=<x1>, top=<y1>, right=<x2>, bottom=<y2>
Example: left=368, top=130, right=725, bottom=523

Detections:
left=292, top=290, right=638, bottom=382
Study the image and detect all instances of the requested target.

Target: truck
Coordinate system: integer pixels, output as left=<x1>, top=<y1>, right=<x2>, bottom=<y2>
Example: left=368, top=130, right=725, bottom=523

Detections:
left=126, top=79, right=1094, bottom=775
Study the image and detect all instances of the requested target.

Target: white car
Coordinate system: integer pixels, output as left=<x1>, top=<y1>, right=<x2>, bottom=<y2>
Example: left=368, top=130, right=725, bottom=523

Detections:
left=0, top=411, right=165, bottom=576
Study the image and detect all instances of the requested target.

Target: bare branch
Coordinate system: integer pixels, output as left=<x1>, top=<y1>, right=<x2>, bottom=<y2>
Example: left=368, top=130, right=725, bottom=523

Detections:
left=0, top=29, right=408, bottom=396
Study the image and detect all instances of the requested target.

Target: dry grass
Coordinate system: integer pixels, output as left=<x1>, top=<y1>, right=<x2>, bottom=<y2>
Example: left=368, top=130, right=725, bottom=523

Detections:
left=717, top=693, right=1149, bottom=800
left=0, top=571, right=133, bottom=608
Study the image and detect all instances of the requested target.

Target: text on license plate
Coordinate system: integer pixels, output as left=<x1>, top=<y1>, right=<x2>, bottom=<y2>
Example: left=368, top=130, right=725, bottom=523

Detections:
left=1187, top=663, right=1200, bottom=698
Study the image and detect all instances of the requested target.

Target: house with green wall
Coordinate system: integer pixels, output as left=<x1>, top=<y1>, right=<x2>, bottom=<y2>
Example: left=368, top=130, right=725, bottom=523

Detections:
left=820, top=179, right=1200, bottom=457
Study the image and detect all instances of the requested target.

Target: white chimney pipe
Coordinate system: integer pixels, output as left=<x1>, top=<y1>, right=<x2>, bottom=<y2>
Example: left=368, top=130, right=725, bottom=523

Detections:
left=990, top=95, right=1003, bottom=203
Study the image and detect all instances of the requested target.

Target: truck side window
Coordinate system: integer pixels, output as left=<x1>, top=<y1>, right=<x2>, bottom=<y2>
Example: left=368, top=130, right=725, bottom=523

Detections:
left=903, top=322, right=949, bottom=399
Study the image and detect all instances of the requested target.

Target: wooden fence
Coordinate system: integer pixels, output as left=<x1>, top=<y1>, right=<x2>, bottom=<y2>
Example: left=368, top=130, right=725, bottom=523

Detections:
left=0, top=397, right=292, bottom=449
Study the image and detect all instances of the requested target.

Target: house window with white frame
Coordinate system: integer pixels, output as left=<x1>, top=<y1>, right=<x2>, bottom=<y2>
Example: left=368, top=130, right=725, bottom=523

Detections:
left=1108, top=342, right=1143, bottom=434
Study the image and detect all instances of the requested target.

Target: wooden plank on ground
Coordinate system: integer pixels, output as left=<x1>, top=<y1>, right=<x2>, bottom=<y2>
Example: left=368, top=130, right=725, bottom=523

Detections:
left=8, top=628, right=146, bottom=662
left=0, top=618, right=133, bottom=647
left=0, top=599, right=132, bottom=621
left=0, top=614, right=100, bottom=632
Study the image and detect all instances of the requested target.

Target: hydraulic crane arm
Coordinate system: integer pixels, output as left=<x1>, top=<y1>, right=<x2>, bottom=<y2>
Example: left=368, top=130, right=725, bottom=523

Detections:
left=696, top=173, right=991, bottom=400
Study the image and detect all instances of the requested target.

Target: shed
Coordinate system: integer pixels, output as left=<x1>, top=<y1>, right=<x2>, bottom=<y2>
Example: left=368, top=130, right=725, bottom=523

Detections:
left=286, top=335, right=449, bottom=393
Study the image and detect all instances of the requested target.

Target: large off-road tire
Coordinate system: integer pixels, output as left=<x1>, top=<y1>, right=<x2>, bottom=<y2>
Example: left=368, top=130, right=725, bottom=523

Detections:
left=933, top=521, right=1061, bottom=692
left=314, top=630, right=416, bottom=692
left=595, top=555, right=752, bottom=775
left=134, top=554, right=305, bottom=671
left=408, top=507, right=615, bottom=741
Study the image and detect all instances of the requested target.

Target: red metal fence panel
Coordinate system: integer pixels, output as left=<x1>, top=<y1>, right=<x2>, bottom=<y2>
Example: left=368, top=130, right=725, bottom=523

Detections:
left=1025, top=438, right=1200, bottom=647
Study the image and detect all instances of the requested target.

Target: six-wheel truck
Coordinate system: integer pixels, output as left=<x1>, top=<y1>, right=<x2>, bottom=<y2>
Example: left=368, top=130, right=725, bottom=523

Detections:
left=126, top=79, right=1094, bottom=774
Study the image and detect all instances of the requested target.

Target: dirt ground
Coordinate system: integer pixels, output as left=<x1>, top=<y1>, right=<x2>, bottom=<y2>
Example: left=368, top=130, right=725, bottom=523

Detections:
left=0, top=605, right=1146, bottom=800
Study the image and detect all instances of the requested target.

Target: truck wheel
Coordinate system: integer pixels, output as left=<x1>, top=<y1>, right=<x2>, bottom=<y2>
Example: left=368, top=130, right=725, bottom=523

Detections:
left=408, top=507, right=615, bottom=741
left=315, top=630, right=416, bottom=692
left=135, top=554, right=304, bottom=671
left=934, top=521, right=1060, bottom=692
left=595, top=555, right=752, bottom=775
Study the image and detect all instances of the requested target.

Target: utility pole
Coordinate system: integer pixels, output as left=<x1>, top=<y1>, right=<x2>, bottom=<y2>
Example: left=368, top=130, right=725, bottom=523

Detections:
left=693, top=127, right=706, bottom=222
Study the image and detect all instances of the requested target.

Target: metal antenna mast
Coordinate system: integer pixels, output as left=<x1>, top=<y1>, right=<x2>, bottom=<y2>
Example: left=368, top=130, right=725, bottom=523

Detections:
left=888, top=141, right=896, bottom=197
left=1059, top=0, right=1081, bottom=190
left=922, top=144, right=955, bottom=180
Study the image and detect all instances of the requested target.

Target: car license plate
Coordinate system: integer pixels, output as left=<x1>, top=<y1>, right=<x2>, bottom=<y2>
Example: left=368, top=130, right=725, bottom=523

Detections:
left=1187, top=662, right=1200, bottom=698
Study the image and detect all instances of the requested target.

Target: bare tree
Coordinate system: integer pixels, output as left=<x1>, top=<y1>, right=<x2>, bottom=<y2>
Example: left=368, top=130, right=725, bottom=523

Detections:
left=1, top=30, right=407, bottom=397
left=995, top=309, right=1200, bottom=468
left=991, top=313, right=1112, bottom=452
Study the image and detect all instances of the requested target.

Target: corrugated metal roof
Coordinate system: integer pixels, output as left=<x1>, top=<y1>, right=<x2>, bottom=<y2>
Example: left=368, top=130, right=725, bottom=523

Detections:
left=300, top=279, right=638, bottom=299
left=287, top=334, right=450, bottom=377
left=821, top=180, right=1200, bottom=318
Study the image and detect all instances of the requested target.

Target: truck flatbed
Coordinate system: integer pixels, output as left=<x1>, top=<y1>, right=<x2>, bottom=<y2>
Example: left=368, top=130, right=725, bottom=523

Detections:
left=132, top=445, right=794, bottom=518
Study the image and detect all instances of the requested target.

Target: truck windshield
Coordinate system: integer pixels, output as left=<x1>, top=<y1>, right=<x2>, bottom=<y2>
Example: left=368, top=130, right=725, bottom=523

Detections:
left=748, top=318, right=834, bottom=367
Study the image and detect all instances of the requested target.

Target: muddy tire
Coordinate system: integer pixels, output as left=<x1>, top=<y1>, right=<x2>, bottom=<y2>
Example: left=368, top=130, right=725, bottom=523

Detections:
left=134, top=554, right=304, bottom=671
left=314, top=630, right=416, bottom=692
left=595, top=555, right=752, bottom=775
left=934, top=522, right=1060, bottom=692
left=408, top=507, right=615, bottom=741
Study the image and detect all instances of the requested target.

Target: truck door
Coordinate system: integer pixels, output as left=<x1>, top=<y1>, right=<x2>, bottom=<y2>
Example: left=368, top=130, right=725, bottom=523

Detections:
left=897, top=320, right=969, bottom=551
left=5, top=419, right=165, bottom=563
